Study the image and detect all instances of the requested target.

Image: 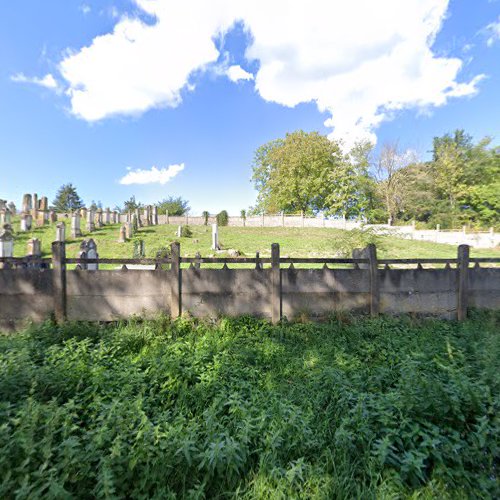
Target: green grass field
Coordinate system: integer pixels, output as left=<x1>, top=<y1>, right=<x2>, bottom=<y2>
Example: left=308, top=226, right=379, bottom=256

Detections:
left=10, top=219, right=500, bottom=261
left=0, top=313, right=498, bottom=498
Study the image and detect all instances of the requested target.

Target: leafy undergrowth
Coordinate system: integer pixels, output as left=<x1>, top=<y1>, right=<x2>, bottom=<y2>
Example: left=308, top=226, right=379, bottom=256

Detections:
left=0, top=312, right=498, bottom=499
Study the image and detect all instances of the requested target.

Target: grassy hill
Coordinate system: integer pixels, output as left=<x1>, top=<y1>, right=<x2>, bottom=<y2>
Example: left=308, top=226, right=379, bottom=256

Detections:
left=10, top=219, right=500, bottom=261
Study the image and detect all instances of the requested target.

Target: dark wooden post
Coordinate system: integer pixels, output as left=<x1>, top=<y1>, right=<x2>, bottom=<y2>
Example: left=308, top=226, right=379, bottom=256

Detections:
left=271, top=243, right=281, bottom=324
left=457, top=244, right=470, bottom=321
left=170, top=242, right=181, bottom=319
left=367, top=244, right=380, bottom=317
left=52, top=241, right=66, bottom=323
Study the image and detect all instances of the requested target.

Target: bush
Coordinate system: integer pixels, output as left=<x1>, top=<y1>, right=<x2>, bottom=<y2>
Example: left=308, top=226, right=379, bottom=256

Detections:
left=216, top=210, right=229, bottom=226
left=180, top=225, right=192, bottom=238
left=0, top=313, right=498, bottom=498
left=202, top=211, right=209, bottom=225
left=335, top=227, right=386, bottom=257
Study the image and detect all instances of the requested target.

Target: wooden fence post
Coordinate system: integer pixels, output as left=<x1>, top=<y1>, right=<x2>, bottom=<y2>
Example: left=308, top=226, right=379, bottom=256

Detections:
left=271, top=243, right=281, bottom=324
left=367, top=244, right=380, bottom=317
left=170, top=242, right=181, bottom=318
left=52, top=241, right=67, bottom=323
left=457, top=244, right=470, bottom=321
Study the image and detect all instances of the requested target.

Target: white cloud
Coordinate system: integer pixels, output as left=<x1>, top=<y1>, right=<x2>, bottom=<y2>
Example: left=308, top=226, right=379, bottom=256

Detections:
left=11, top=73, right=60, bottom=90
left=80, top=4, right=91, bottom=15
left=119, top=163, right=185, bottom=185
left=54, top=0, right=482, bottom=146
left=226, top=64, right=254, bottom=82
left=484, top=16, right=500, bottom=46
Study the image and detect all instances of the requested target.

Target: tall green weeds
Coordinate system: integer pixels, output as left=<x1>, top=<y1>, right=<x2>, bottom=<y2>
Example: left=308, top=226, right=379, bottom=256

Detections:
left=0, top=312, right=498, bottom=498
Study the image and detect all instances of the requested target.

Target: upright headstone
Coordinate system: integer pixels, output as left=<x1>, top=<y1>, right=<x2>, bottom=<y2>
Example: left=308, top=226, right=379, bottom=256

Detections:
left=22, top=194, right=32, bottom=213
left=143, top=207, right=149, bottom=226
left=80, top=207, right=87, bottom=220
left=87, top=210, right=95, bottom=232
left=0, top=224, right=14, bottom=269
left=79, top=239, right=98, bottom=270
left=32, top=193, right=38, bottom=220
left=96, top=208, right=103, bottom=228
left=40, top=197, right=49, bottom=225
left=49, top=210, right=57, bottom=223
left=177, top=225, right=182, bottom=238
left=8, top=202, right=16, bottom=215
left=118, top=225, right=127, bottom=243
left=112, top=211, right=118, bottom=224
left=212, top=223, right=219, bottom=250
left=27, top=238, right=41, bottom=257
left=125, top=222, right=133, bottom=239
left=135, top=208, right=143, bottom=227
left=56, top=222, right=66, bottom=242
left=20, top=213, right=33, bottom=232
left=104, top=208, right=111, bottom=224
left=71, top=212, right=82, bottom=238
left=132, top=213, right=138, bottom=233
left=152, top=206, right=158, bottom=225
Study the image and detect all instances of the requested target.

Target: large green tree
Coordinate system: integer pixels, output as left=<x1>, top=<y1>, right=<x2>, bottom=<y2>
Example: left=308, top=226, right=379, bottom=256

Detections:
left=252, top=130, right=356, bottom=215
left=52, top=183, right=84, bottom=212
left=156, top=196, right=190, bottom=216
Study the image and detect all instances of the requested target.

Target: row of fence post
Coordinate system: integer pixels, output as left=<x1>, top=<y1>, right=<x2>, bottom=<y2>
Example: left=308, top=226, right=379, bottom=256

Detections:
left=49, top=241, right=471, bottom=324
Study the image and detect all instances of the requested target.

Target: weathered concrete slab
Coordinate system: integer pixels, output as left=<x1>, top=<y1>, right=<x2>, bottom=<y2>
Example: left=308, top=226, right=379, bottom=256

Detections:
left=66, top=270, right=170, bottom=321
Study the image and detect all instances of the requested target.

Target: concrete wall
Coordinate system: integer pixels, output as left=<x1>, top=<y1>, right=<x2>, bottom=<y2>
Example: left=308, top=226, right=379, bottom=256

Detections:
left=1, top=265, right=498, bottom=330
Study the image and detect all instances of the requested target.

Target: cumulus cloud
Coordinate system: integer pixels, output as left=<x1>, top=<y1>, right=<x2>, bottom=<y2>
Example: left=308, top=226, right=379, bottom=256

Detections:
left=119, top=163, right=185, bottom=185
left=484, top=16, right=500, bottom=47
left=11, top=73, right=59, bottom=90
left=226, top=65, right=254, bottom=82
left=54, top=0, right=482, bottom=146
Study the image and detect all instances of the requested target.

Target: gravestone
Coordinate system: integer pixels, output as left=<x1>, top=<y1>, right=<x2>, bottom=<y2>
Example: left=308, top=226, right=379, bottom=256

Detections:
left=22, top=194, right=32, bottom=214
left=56, top=222, right=66, bottom=242
left=152, top=206, right=158, bottom=225
left=32, top=193, right=38, bottom=219
left=8, top=202, right=16, bottom=215
left=132, top=213, right=138, bottom=233
left=96, top=209, right=103, bottom=228
left=104, top=208, right=111, bottom=224
left=20, top=213, right=33, bottom=231
left=0, top=224, right=14, bottom=269
left=87, top=210, right=95, bottom=232
left=49, top=210, right=57, bottom=223
left=71, top=212, right=82, bottom=237
left=135, top=208, right=143, bottom=227
left=118, top=225, right=127, bottom=243
left=80, top=207, right=87, bottom=220
left=112, top=211, right=118, bottom=224
left=177, top=225, right=182, bottom=238
left=125, top=222, right=133, bottom=239
left=79, top=239, right=98, bottom=270
left=133, top=239, right=145, bottom=258
left=212, top=223, right=219, bottom=250
left=27, top=238, right=41, bottom=257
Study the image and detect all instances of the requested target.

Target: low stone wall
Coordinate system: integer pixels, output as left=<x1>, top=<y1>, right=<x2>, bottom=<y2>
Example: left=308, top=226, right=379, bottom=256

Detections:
left=1, top=260, right=498, bottom=331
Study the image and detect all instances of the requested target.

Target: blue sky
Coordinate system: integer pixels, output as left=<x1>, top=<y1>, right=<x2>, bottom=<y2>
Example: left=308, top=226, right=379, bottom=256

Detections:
left=0, top=0, right=499, bottom=215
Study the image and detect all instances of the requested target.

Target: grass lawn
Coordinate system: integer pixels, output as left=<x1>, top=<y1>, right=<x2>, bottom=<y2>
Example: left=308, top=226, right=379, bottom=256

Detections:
left=10, top=219, right=500, bottom=262
left=0, top=313, right=498, bottom=498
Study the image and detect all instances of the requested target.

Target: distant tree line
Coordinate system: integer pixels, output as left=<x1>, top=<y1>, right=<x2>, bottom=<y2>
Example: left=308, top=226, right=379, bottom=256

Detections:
left=251, top=129, right=499, bottom=228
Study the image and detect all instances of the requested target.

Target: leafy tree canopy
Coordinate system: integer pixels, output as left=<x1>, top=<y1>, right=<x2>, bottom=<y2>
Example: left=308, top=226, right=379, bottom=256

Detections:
left=156, top=196, right=190, bottom=216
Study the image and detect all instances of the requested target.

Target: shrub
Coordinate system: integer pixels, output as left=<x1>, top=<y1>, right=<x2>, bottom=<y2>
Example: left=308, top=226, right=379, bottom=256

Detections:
left=180, top=225, right=192, bottom=238
left=216, top=210, right=229, bottom=226
left=202, top=211, right=209, bottom=225
left=335, top=227, right=385, bottom=257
